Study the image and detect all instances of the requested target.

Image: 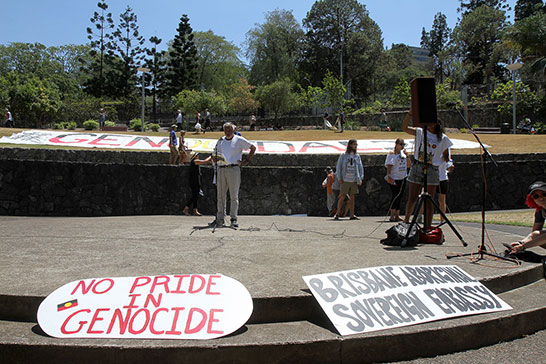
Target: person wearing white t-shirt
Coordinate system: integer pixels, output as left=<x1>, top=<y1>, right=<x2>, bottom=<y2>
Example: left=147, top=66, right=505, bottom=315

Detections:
left=211, top=122, right=256, bottom=228
left=385, top=138, right=411, bottom=222
left=402, top=107, right=453, bottom=228
left=437, top=150, right=454, bottom=222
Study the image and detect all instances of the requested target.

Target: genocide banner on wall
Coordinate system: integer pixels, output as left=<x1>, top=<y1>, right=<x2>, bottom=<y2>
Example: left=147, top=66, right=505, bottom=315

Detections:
left=0, top=130, right=483, bottom=154
left=303, top=265, right=511, bottom=336
left=37, top=274, right=253, bottom=340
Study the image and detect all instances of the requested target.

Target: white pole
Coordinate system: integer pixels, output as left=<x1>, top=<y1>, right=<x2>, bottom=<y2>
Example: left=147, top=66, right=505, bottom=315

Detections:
left=506, top=62, right=522, bottom=134
left=141, top=72, right=145, bottom=133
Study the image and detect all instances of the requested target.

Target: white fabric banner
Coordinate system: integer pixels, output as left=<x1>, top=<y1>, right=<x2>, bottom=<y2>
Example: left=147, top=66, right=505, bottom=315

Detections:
left=37, top=274, right=253, bottom=340
left=0, top=130, right=484, bottom=154
left=303, top=265, right=511, bottom=336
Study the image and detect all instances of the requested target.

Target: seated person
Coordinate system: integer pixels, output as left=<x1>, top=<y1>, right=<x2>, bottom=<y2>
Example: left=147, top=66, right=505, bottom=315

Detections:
left=510, top=181, right=546, bottom=254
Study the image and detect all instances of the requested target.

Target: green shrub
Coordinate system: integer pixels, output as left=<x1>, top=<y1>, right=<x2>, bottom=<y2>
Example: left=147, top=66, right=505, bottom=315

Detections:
left=367, top=125, right=381, bottom=132
left=83, top=120, right=99, bottom=130
left=130, top=118, right=142, bottom=131
left=147, top=123, right=160, bottom=132
left=390, top=119, right=402, bottom=132
left=353, top=100, right=385, bottom=115
left=53, top=121, right=77, bottom=130
left=105, top=121, right=115, bottom=127
left=534, top=122, right=546, bottom=134
left=344, top=119, right=361, bottom=131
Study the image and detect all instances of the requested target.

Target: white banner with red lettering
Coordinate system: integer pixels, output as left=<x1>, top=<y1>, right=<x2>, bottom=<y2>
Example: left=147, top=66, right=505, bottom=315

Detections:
left=0, top=130, right=483, bottom=154
left=37, top=274, right=253, bottom=340
left=303, top=265, right=511, bottom=336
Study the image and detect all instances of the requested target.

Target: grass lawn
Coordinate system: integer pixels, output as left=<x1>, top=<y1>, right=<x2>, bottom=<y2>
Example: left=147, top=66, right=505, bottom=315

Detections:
left=1, top=127, right=545, bottom=155
left=448, top=209, right=535, bottom=227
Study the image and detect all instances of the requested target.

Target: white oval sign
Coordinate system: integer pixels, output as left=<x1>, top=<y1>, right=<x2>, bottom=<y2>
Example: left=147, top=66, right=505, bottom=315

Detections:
left=37, top=274, right=253, bottom=340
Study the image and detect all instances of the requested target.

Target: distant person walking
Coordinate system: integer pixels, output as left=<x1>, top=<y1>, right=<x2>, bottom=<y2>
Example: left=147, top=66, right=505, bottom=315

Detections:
left=203, top=109, right=212, bottom=133
left=5, top=108, right=13, bottom=128
left=249, top=113, right=257, bottom=131
left=175, top=109, right=183, bottom=130
left=334, top=139, right=363, bottom=220
left=169, top=125, right=179, bottom=165
left=99, top=108, right=107, bottom=129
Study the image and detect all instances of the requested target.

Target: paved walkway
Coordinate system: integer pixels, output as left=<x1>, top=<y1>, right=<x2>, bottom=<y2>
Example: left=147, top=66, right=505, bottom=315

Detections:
left=0, top=214, right=535, bottom=300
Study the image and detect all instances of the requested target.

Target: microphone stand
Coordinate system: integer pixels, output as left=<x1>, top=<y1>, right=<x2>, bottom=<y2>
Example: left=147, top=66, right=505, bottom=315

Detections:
left=446, top=105, right=515, bottom=263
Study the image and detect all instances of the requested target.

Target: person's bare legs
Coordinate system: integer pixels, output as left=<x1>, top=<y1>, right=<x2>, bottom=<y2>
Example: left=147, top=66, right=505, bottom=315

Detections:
left=404, top=182, right=421, bottom=223
left=335, top=194, right=346, bottom=219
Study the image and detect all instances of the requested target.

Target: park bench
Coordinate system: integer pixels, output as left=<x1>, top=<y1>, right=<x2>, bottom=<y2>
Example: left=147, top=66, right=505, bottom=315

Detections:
left=472, top=127, right=501, bottom=134
left=102, top=125, right=128, bottom=132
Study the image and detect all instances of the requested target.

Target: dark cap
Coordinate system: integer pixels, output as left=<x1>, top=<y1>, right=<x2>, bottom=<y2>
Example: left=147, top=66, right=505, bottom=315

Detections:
left=325, top=166, right=332, bottom=173
left=528, top=181, right=546, bottom=195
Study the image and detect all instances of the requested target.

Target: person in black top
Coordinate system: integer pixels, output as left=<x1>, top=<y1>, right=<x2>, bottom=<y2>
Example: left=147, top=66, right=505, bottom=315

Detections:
left=510, top=181, right=546, bottom=253
left=183, top=153, right=212, bottom=216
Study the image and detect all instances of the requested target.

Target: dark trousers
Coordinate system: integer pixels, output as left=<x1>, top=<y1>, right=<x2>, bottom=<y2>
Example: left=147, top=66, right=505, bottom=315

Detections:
left=185, top=186, right=200, bottom=209
left=389, top=178, right=407, bottom=210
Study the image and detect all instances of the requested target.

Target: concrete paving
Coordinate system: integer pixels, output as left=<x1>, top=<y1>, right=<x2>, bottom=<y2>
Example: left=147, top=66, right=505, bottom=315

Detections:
left=1, top=214, right=545, bottom=363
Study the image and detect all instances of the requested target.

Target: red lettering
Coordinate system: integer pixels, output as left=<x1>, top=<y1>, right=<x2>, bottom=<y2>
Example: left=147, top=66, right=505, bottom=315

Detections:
left=256, top=141, right=296, bottom=153
left=128, top=309, right=150, bottom=335
left=107, top=309, right=131, bottom=334
left=172, top=274, right=189, bottom=293
left=60, top=309, right=90, bottom=334
left=184, top=308, right=207, bottom=334
left=88, top=134, right=123, bottom=146
left=189, top=275, right=206, bottom=294
left=144, top=293, right=162, bottom=308
left=299, top=142, right=345, bottom=153
left=71, top=279, right=95, bottom=295
left=92, top=278, right=114, bottom=294
left=206, top=275, right=221, bottom=295
left=49, top=134, right=94, bottom=144
left=130, top=277, right=151, bottom=293
left=207, top=309, right=224, bottom=335
left=151, top=276, right=170, bottom=294
left=150, top=308, right=168, bottom=335
left=87, top=308, right=109, bottom=334
left=125, top=136, right=168, bottom=148
left=165, top=307, right=185, bottom=335
left=123, top=294, right=140, bottom=309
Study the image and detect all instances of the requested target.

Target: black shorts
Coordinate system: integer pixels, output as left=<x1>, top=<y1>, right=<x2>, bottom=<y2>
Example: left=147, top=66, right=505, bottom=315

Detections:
left=439, top=180, right=449, bottom=195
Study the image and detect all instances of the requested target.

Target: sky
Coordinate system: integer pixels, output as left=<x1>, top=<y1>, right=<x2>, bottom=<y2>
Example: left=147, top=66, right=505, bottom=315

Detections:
left=1, top=0, right=518, bottom=60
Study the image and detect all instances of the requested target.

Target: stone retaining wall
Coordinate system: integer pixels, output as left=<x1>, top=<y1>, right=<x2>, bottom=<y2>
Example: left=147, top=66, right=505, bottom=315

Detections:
left=1, top=149, right=545, bottom=217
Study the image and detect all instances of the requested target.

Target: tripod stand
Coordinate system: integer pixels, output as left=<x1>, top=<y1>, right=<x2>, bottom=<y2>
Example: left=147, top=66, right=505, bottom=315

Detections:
left=446, top=105, right=516, bottom=263
left=401, top=126, right=467, bottom=248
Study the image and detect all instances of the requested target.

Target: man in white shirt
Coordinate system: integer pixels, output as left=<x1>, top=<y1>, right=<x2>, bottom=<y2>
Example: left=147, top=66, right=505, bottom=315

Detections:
left=176, top=110, right=183, bottom=130
left=211, top=122, right=256, bottom=228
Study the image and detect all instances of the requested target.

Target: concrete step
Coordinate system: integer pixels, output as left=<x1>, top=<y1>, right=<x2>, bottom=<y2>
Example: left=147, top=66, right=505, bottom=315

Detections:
left=1, top=279, right=545, bottom=364
left=1, top=263, right=543, bottom=325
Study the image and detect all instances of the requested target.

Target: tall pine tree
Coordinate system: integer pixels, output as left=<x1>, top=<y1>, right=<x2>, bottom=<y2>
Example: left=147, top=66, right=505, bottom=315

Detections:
left=514, top=0, right=545, bottom=21
left=458, top=0, right=510, bottom=14
left=165, top=15, right=197, bottom=97
left=145, top=36, right=167, bottom=119
left=421, top=12, right=452, bottom=82
left=84, top=0, right=115, bottom=98
left=112, top=6, right=146, bottom=98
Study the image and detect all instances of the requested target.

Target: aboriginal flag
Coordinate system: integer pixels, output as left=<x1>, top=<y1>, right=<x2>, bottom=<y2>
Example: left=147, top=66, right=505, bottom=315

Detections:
left=57, top=299, right=78, bottom=311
